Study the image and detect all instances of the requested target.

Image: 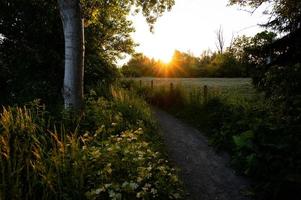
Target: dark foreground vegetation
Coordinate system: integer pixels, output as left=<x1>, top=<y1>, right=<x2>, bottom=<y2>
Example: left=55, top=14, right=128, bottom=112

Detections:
left=0, top=0, right=184, bottom=199
left=1, top=0, right=300, bottom=199
left=0, top=86, right=183, bottom=199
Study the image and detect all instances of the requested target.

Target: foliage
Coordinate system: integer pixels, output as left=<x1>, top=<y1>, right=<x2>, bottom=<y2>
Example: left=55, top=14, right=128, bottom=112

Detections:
left=227, top=31, right=277, bottom=83
left=228, top=1, right=301, bottom=140
left=207, top=52, right=247, bottom=77
left=121, top=53, right=157, bottom=77
left=121, top=50, right=248, bottom=78
left=0, top=0, right=64, bottom=105
left=229, top=0, right=301, bottom=32
left=0, top=0, right=153, bottom=106
left=231, top=31, right=301, bottom=147
left=81, top=0, right=175, bottom=31
left=0, top=0, right=176, bottom=106
left=0, top=87, right=183, bottom=199
left=200, top=97, right=301, bottom=200
left=82, top=0, right=139, bottom=91
left=229, top=31, right=276, bottom=65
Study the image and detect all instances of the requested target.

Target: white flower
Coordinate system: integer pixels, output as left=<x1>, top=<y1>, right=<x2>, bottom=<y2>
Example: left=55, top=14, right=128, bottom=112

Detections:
left=151, top=188, right=157, bottom=195
left=129, top=182, right=139, bottom=190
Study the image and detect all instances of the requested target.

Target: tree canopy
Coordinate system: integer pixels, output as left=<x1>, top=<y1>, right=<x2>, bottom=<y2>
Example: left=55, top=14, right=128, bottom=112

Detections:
left=0, top=0, right=175, bottom=106
left=229, top=0, right=301, bottom=32
left=0, top=0, right=64, bottom=105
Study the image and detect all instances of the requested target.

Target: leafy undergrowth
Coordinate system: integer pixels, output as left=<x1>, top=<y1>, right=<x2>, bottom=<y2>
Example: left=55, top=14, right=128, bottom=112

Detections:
left=0, top=87, right=183, bottom=200
left=127, top=80, right=301, bottom=200
left=198, top=98, right=301, bottom=200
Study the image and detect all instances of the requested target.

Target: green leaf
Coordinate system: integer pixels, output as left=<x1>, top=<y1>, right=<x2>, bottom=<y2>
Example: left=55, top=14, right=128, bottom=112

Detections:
left=233, top=130, right=254, bottom=149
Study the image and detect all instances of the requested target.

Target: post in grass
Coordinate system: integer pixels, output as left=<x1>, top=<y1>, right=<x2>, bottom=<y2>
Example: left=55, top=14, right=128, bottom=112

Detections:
left=170, top=82, right=174, bottom=93
left=204, top=85, right=208, bottom=103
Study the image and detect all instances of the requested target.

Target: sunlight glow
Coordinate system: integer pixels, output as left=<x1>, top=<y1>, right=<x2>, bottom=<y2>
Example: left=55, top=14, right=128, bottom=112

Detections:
left=128, top=0, right=269, bottom=63
left=153, top=49, right=174, bottom=64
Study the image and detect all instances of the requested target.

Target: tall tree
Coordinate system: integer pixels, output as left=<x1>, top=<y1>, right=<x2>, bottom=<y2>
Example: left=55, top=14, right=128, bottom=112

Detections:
left=0, top=0, right=141, bottom=107
left=57, top=0, right=175, bottom=110
left=57, top=0, right=84, bottom=110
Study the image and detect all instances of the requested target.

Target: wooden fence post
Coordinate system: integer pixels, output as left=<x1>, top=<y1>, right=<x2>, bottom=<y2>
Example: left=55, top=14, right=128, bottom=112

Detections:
left=204, top=85, right=208, bottom=103
left=151, top=80, right=154, bottom=90
left=170, top=82, right=173, bottom=93
left=139, top=80, right=142, bottom=88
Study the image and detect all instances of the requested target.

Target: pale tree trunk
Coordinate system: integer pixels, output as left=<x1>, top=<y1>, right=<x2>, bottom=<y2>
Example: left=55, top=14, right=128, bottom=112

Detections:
left=58, top=0, right=84, bottom=110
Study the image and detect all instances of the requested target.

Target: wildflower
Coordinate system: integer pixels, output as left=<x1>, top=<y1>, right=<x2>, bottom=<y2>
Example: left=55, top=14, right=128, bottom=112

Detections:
left=137, top=177, right=143, bottom=183
left=129, top=182, right=139, bottom=190
left=151, top=188, right=157, bottom=195
left=136, top=191, right=144, bottom=198
left=121, top=181, right=129, bottom=188
left=95, top=188, right=101, bottom=195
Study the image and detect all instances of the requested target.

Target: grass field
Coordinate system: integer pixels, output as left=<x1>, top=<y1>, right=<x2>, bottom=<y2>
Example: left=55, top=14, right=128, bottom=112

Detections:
left=131, top=77, right=252, bottom=88
left=128, top=77, right=256, bottom=98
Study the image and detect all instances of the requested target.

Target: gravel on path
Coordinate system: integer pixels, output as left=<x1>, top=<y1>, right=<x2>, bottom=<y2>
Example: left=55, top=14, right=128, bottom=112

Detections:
left=153, top=108, right=251, bottom=200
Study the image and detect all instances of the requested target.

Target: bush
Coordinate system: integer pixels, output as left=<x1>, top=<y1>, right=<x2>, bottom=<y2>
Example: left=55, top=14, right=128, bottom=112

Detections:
left=0, top=88, right=183, bottom=199
left=205, top=98, right=301, bottom=200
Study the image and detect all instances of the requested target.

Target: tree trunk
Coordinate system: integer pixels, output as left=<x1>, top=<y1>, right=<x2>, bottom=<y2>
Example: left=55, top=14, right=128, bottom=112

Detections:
left=58, top=0, right=84, bottom=110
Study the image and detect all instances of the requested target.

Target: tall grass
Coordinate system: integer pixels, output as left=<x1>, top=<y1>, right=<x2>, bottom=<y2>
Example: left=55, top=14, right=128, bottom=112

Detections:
left=0, top=106, right=43, bottom=199
left=0, top=87, right=183, bottom=199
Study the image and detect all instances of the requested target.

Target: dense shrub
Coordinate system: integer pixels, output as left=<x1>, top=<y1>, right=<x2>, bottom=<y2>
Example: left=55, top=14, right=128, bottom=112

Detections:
left=0, top=88, right=183, bottom=199
left=202, top=98, right=301, bottom=200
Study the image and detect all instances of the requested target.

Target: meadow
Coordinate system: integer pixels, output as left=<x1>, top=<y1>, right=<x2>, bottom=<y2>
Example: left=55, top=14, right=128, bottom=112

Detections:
left=131, top=77, right=252, bottom=88
left=127, top=77, right=258, bottom=102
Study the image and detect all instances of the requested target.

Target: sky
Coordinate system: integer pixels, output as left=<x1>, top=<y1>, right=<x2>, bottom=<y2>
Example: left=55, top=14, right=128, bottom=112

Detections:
left=122, top=0, right=270, bottom=64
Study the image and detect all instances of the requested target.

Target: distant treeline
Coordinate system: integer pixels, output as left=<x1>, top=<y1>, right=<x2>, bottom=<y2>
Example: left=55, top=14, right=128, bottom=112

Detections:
left=121, top=50, right=248, bottom=78
left=121, top=31, right=276, bottom=78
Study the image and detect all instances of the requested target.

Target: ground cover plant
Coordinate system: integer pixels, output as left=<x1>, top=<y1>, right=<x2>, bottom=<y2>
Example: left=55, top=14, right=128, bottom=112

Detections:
left=0, top=87, right=183, bottom=200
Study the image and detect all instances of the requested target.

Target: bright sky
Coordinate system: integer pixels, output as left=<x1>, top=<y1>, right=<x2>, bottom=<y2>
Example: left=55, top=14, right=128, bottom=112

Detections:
left=124, top=0, right=270, bottom=64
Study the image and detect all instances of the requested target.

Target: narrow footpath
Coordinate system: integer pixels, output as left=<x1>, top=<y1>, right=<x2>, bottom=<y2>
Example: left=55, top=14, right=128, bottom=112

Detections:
left=152, top=108, right=250, bottom=200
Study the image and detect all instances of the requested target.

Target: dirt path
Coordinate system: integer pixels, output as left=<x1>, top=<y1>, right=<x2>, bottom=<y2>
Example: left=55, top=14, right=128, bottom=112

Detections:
left=152, top=108, right=250, bottom=200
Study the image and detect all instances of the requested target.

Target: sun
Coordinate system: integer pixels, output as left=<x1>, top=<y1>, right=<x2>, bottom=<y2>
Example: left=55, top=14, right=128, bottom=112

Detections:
left=147, top=48, right=174, bottom=64
left=159, top=53, right=173, bottom=64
